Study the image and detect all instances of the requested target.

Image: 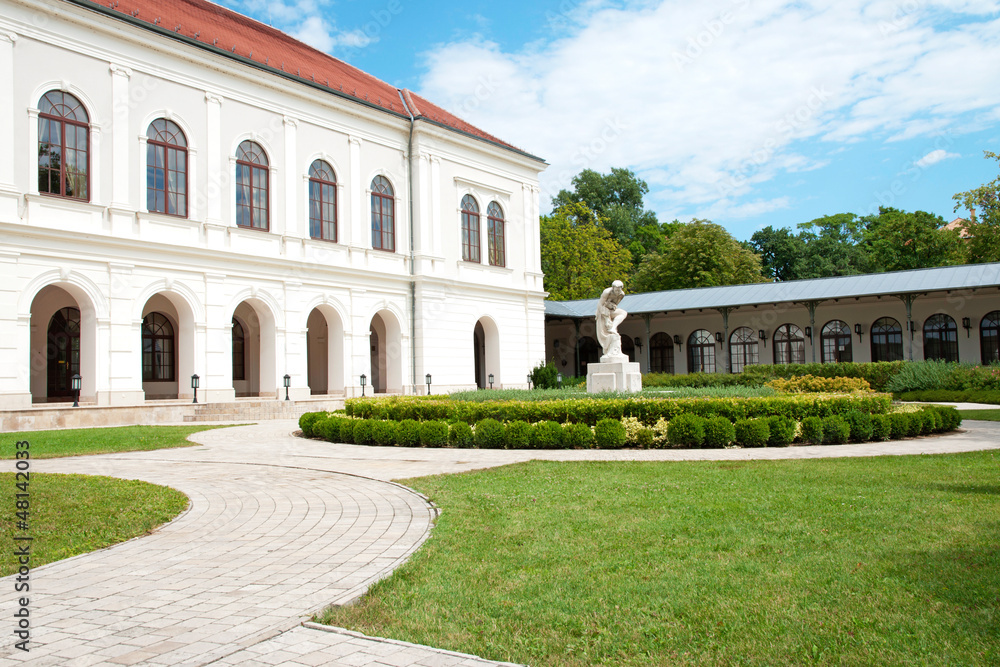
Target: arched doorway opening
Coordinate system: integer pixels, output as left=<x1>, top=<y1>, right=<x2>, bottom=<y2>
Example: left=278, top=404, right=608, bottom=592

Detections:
left=578, top=336, right=600, bottom=376
left=473, top=317, right=501, bottom=389
left=140, top=292, right=195, bottom=400
left=29, top=284, right=97, bottom=403
left=232, top=299, right=276, bottom=397
left=369, top=310, right=403, bottom=394
left=47, top=307, right=80, bottom=400
left=307, top=306, right=345, bottom=394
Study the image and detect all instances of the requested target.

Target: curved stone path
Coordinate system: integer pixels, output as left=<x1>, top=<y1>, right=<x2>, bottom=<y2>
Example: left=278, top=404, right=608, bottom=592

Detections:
left=2, top=417, right=999, bottom=666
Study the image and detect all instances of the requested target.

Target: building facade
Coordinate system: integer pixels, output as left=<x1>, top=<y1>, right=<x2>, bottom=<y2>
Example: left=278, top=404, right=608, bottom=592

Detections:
left=0, top=0, right=547, bottom=408
left=545, top=264, right=1000, bottom=376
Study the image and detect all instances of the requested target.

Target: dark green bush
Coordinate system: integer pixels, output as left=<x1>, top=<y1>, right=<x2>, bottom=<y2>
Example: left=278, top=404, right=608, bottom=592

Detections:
left=915, top=410, right=934, bottom=436
left=844, top=411, right=874, bottom=442
left=339, top=418, right=355, bottom=444
left=935, top=406, right=962, bottom=431
left=419, top=420, right=449, bottom=447
left=595, top=418, right=628, bottom=448
left=766, top=415, right=796, bottom=447
left=704, top=417, right=736, bottom=448
left=474, top=418, right=505, bottom=448
left=373, top=420, right=398, bottom=446
left=530, top=360, right=560, bottom=390
left=299, top=412, right=324, bottom=437
left=353, top=419, right=376, bottom=446
left=801, top=416, right=824, bottom=444
left=903, top=412, right=922, bottom=438
left=396, top=419, right=421, bottom=447
left=563, top=422, right=594, bottom=448
left=531, top=421, right=564, bottom=449
left=735, top=418, right=770, bottom=447
left=822, top=415, right=850, bottom=444
left=897, top=389, right=1000, bottom=405
left=888, top=413, right=910, bottom=440
left=871, top=414, right=892, bottom=441
left=450, top=421, right=474, bottom=448
left=505, top=420, right=533, bottom=449
left=316, top=416, right=343, bottom=442
left=926, top=408, right=943, bottom=432
left=635, top=428, right=656, bottom=449
left=667, top=413, right=706, bottom=448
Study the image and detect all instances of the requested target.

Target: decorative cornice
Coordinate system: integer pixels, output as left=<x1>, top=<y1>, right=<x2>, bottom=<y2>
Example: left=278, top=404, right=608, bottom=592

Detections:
left=109, top=63, right=132, bottom=78
left=204, top=92, right=224, bottom=105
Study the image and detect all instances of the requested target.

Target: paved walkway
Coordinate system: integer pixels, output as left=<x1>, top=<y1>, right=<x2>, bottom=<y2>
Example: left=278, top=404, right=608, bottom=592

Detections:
left=3, top=417, right=999, bottom=666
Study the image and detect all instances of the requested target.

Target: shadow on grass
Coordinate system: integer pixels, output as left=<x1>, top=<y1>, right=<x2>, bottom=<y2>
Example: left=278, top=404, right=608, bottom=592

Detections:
left=930, top=483, right=1000, bottom=495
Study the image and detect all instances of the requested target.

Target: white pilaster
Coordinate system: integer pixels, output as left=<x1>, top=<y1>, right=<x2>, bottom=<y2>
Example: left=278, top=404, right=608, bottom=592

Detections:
left=0, top=31, right=17, bottom=192
left=205, top=92, right=223, bottom=225
left=349, top=135, right=362, bottom=247
left=283, top=116, right=297, bottom=238
left=109, top=64, right=132, bottom=208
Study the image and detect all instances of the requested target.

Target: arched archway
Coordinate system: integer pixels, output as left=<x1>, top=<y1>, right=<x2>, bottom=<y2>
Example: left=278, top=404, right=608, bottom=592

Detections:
left=369, top=310, right=402, bottom=394
left=140, top=292, right=196, bottom=400
left=578, top=336, right=600, bottom=376
left=473, top=317, right=501, bottom=388
left=29, top=284, right=98, bottom=403
left=307, top=306, right=345, bottom=394
left=232, top=299, right=277, bottom=397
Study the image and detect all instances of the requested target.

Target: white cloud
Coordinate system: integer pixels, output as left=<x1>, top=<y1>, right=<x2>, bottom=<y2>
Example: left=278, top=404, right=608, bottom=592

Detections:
left=915, top=149, right=961, bottom=168
left=223, top=0, right=375, bottom=55
left=416, top=0, right=1000, bottom=227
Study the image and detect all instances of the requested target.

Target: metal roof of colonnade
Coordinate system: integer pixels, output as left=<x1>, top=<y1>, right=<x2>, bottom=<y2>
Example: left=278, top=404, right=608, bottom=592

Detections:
left=544, top=262, right=1000, bottom=319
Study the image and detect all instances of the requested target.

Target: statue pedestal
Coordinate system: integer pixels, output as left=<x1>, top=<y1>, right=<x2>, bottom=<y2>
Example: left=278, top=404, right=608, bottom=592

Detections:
left=586, top=355, right=642, bottom=394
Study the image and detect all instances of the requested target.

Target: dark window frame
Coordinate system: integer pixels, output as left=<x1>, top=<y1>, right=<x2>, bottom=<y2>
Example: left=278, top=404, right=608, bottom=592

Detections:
left=235, top=140, right=270, bottom=231
left=142, top=312, right=176, bottom=382
left=308, top=159, right=338, bottom=242
left=649, top=332, right=674, bottom=374
left=729, top=326, right=759, bottom=373
left=487, top=201, right=506, bottom=267
left=371, top=175, right=395, bottom=252
left=688, top=329, right=716, bottom=374
left=981, top=311, right=1000, bottom=365
left=923, top=313, right=959, bottom=362
left=461, top=195, right=481, bottom=263
left=146, top=119, right=188, bottom=217
left=773, top=323, right=805, bottom=365
left=871, top=317, right=904, bottom=362
left=38, top=90, right=90, bottom=201
left=821, top=320, right=853, bottom=363
left=232, top=317, right=246, bottom=382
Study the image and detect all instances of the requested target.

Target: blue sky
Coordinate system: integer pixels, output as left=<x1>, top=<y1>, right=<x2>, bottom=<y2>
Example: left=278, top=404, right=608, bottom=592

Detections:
left=218, top=0, right=1000, bottom=241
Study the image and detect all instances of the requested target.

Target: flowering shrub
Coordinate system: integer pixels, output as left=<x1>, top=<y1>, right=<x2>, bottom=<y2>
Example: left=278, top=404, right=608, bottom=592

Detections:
left=766, top=375, right=872, bottom=394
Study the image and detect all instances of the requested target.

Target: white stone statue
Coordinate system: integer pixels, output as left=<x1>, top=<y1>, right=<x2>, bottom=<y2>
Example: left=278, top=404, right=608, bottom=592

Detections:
left=596, top=280, right=628, bottom=359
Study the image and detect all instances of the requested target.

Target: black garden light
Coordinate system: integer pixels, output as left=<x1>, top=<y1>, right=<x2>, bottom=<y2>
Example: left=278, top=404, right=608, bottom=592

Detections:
left=71, top=373, right=82, bottom=408
left=556, top=372, right=563, bottom=389
left=283, top=374, right=291, bottom=400
left=425, top=373, right=432, bottom=395
left=360, top=373, right=367, bottom=397
left=488, top=373, right=494, bottom=389
left=527, top=373, right=532, bottom=390
left=191, top=374, right=199, bottom=404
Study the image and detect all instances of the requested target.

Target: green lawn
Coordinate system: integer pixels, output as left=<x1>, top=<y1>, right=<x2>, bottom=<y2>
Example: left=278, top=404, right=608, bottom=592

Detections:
left=0, top=424, right=231, bottom=459
left=1, top=473, right=188, bottom=576
left=319, top=453, right=1000, bottom=666
left=958, top=409, right=1000, bottom=422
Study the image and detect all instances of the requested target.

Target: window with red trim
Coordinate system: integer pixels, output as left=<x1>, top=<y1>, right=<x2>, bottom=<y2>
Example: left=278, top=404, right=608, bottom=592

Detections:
left=309, top=159, right=337, bottom=242
left=38, top=91, right=89, bottom=200
left=236, top=140, right=269, bottom=230
left=146, top=119, right=188, bottom=217
left=371, top=176, right=394, bottom=251
left=461, top=195, right=480, bottom=262
left=487, top=201, right=505, bottom=267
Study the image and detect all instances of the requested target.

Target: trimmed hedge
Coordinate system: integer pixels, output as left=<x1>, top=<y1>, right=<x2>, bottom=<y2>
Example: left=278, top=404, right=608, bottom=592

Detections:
left=645, top=362, right=905, bottom=391
left=735, top=418, right=769, bottom=447
left=896, top=389, right=1000, bottom=405
left=704, top=416, right=735, bottom=448
left=767, top=375, right=872, bottom=394
left=667, top=413, right=706, bottom=448
left=345, top=393, right=893, bottom=426
left=766, top=415, right=796, bottom=447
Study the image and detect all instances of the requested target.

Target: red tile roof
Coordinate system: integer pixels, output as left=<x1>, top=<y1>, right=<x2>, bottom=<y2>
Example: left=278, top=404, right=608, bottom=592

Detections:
left=67, top=0, right=541, bottom=161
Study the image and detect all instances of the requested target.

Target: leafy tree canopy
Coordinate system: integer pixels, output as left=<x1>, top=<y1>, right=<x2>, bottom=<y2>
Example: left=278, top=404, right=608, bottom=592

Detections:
left=953, top=151, right=1000, bottom=263
left=540, top=202, right=633, bottom=301
left=631, top=219, right=767, bottom=292
left=860, top=207, right=965, bottom=272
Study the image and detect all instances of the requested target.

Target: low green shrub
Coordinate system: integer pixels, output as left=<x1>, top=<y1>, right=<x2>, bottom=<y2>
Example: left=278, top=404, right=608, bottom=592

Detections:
left=339, top=418, right=355, bottom=444
left=903, top=412, right=922, bottom=438
left=396, top=419, right=421, bottom=447
left=896, top=389, right=1000, bottom=405
left=766, top=415, right=796, bottom=447
left=766, top=375, right=872, bottom=393
left=450, top=421, right=474, bottom=448
left=531, top=421, right=564, bottom=449
left=667, top=413, right=706, bottom=448
left=299, top=412, right=324, bottom=437
left=354, top=419, right=376, bottom=446
left=316, top=416, right=343, bottom=442
left=505, top=420, right=533, bottom=449
left=871, top=414, right=892, bottom=441
left=885, top=359, right=955, bottom=393
left=563, top=422, right=594, bottom=448
left=704, top=417, right=736, bottom=448
left=936, top=406, right=963, bottom=431
left=373, top=420, right=398, bottom=446
left=594, top=419, right=627, bottom=448
left=822, top=415, right=850, bottom=444
left=635, top=428, right=655, bottom=449
left=800, top=416, right=824, bottom=444
left=530, top=360, right=560, bottom=390
left=735, top=418, right=770, bottom=447
left=419, top=420, right=449, bottom=447
left=888, top=413, right=910, bottom=440
left=474, top=418, right=505, bottom=448
left=844, top=411, right=874, bottom=442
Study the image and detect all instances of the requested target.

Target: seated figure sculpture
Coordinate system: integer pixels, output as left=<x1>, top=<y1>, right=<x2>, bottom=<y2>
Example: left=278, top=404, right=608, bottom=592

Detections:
left=596, top=280, right=628, bottom=360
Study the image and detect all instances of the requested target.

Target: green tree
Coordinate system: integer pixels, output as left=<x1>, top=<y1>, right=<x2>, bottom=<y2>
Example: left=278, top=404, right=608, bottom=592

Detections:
left=746, top=226, right=807, bottom=281
left=631, top=219, right=767, bottom=292
left=552, top=168, right=668, bottom=264
left=540, top=203, right=633, bottom=301
left=953, top=151, right=1000, bottom=263
left=795, top=213, right=872, bottom=278
left=860, top=207, right=965, bottom=272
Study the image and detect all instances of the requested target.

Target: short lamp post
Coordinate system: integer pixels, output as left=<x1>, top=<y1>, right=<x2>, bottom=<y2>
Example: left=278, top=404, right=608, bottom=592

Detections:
left=283, top=374, right=291, bottom=401
left=360, top=373, right=367, bottom=397
left=759, top=329, right=767, bottom=348
left=854, top=323, right=864, bottom=343
left=425, top=373, right=432, bottom=395
left=488, top=373, right=495, bottom=390
left=556, top=372, right=563, bottom=389
left=527, top=373, right=532, bottom=390
left=962, top=317, right=972, bottom=337
left=191, top=374, right=200, bottom=404
left=71, top=373, right=82, bottom=408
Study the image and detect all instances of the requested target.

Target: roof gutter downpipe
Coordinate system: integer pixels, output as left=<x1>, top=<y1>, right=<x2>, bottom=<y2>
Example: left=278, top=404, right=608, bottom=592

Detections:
left=399, top=91, right=417, bottom=393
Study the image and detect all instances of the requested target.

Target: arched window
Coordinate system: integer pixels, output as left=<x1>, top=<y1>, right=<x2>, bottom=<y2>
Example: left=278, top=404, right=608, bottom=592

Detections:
left=821, top=320, right=852, bottom=363
left=142, top=313, right=175, bottom=382
left=146, top=119, right=188, bottom=217
left=236, top=140, right=269, bottom=230
left=461, top=195, right=480, bottom=262
left=923, top=313, right=958, bottom=362
left=688, top=330, right=716, bottom=374
left=871, top=317, right=903, bottom=362
left=47, top=307, right=81, bottom=398
left=773, top=324, right=805, bottom=365
left=371, top=175, right=394, bottom=251
left=981, top=311, right=1000, bottom=365
left=729, top=327, right=759, bottom=373
left=621, top=335, right=635, bottom=362
left=649, top=332, right=674, bottom=374
left=578, top=336, right=600, bottom=375
left=38, top=90, right=89, bottom=200
left=488, top=202, right=506, bottom=267
left=232, top=318, right=246, bottom=381
left=309, top=159, right=337, bottom=242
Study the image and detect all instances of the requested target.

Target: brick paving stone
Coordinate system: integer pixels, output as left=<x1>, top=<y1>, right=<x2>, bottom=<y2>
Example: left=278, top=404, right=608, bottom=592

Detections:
left=2, top=418, right=996, bottom=666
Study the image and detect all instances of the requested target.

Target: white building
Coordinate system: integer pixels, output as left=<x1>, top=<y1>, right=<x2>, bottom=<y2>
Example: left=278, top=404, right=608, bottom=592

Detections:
left=0, top=0, right=547, bottom=408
